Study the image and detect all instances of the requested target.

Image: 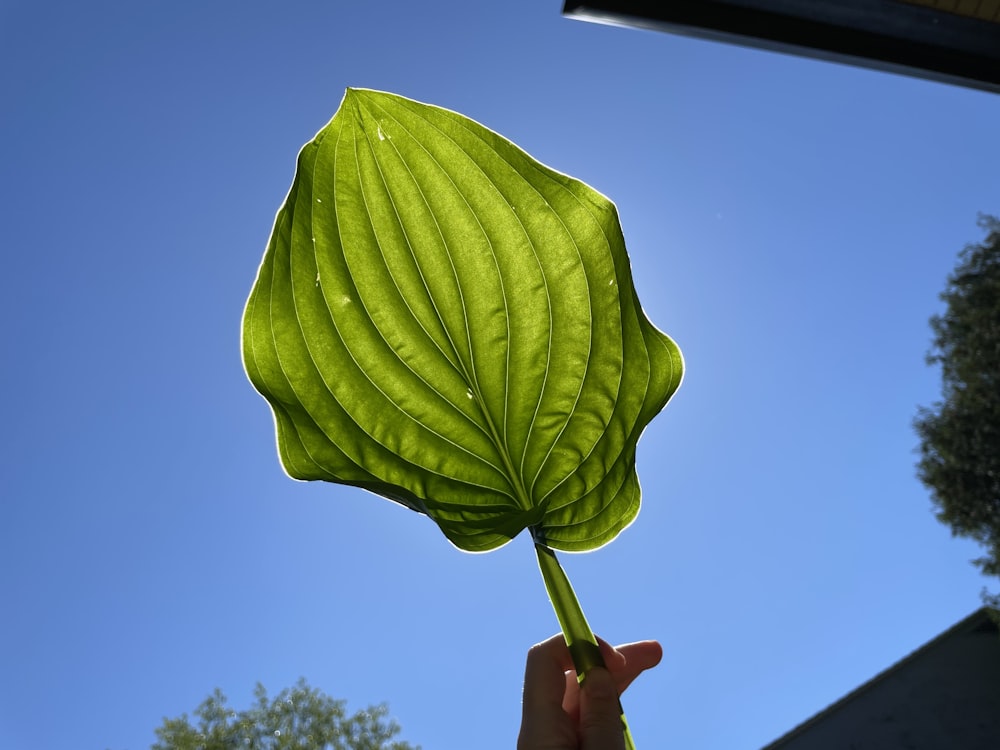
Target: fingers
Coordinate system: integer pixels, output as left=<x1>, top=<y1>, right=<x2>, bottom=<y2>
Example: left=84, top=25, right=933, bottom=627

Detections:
left=610, top=640, right=662, bottom=694
left=563, top=638, right=661, bottom=718
left=578, top=641, right=660, bottom=750
left=596, top=636, right=627, bottom=672
left=521, top=634, right=576, bottom=713
left=579, top=667, right=626, bottom=750
left=578, top=640, right=662, bottom=749
left=519, top=636, right=578, bottom=750
left=518, top=634, right=662, bottom=750
left=522, top=635, right=662, bottom=701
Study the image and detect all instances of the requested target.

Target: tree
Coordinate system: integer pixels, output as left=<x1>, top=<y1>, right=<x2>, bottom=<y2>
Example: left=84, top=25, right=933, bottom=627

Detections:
left=151, top=679, right=420, bottom=750
left=914, top=215, right=1000, bottom=605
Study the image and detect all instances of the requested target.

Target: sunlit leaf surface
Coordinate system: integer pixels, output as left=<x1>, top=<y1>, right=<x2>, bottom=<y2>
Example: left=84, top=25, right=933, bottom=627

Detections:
left=243, top=89, right=682, bottom=553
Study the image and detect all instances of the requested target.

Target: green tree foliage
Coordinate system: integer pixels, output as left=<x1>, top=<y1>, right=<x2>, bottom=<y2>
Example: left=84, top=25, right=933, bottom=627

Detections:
left=151, top=679, right=419, bottom=750
left=915, top=215, right=1000, bottom=603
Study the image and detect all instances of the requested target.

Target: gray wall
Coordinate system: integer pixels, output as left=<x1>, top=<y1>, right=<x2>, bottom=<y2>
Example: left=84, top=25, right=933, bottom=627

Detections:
left=764, top=612, right=1000, bottom=750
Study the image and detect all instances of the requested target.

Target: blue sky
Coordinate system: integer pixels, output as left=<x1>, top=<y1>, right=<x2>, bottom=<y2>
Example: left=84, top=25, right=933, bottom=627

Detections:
left=1, top=2, right=997, bottom=749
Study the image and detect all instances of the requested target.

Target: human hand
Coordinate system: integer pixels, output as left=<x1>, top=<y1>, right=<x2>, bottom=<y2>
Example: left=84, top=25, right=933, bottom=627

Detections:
left=517, top=634, right=662, bottom=750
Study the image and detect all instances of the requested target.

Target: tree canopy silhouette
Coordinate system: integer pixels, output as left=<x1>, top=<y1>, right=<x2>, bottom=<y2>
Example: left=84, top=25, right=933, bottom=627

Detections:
left=151, top=678, right=419, bottom=750
left=915, top=215, right=1000, bottom=604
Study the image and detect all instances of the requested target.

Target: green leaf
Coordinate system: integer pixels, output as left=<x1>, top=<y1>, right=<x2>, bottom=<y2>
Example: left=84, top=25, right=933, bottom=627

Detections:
left=242, top=88, right=682, bottom=553
left=244, top=88, right=682, bottom=750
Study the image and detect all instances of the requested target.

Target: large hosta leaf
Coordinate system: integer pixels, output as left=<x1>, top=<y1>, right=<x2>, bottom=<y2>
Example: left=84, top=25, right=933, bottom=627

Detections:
left=242, top=89, right=682, bottom=553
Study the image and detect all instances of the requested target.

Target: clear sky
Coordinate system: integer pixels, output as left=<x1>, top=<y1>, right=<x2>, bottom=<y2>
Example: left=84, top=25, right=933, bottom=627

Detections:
left=1, top=2, right=998, bottom=749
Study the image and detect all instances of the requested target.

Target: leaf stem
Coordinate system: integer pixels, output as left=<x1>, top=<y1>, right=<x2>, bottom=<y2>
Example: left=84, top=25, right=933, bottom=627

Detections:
left=533, top=541, right=637, bottom=750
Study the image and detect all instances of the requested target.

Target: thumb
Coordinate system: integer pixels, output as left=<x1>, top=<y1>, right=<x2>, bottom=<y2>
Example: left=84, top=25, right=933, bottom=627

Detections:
left=579, top=667, right=625, bottom=750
